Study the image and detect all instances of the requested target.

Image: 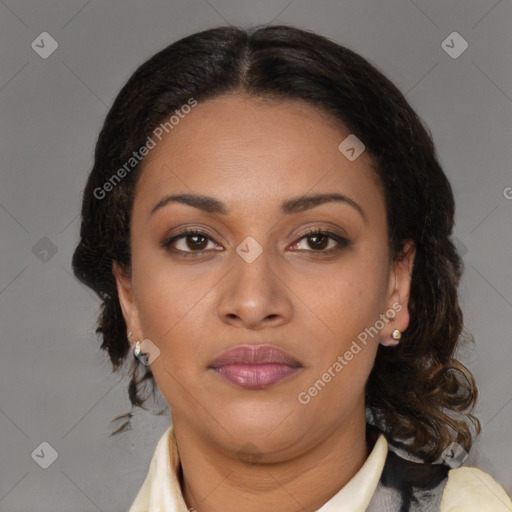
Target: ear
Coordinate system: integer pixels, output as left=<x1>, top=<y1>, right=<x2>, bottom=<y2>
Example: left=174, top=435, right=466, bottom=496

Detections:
left=112, top=261, right=143, bottom=345
left=381, top=241, right=416, bottom=346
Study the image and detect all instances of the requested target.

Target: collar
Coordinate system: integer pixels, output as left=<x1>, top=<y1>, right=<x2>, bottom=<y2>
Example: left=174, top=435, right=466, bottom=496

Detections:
left=128, top=425, right=388, bottom=512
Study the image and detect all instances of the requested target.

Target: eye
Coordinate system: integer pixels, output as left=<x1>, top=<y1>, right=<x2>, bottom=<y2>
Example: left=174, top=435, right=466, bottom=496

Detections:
left=162, top=227, right=349, bottom=256
left=290, top=228, right=349, bottom=253
left=162, top=228, right=221, bottom=255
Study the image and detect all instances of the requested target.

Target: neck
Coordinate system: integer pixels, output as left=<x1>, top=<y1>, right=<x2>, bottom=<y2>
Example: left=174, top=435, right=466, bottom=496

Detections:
left=172, top=408, right=371, bottom=512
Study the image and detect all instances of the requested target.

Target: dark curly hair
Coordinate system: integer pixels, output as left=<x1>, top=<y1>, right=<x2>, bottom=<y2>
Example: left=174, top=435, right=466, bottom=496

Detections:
left=72, top=24, right=480, bottom=462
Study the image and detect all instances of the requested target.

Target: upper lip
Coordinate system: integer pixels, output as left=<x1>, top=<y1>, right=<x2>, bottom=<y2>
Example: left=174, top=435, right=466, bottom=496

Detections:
left=208, top=344, right=302, bottom=368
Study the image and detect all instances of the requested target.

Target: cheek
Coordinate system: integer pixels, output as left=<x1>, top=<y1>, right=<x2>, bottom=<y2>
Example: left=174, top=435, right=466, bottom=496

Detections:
left=290, top=251, right=388, bottom=395
left=130, top=249, right=218, bottom=378
left=297, top=255, right=388, bottom=338
left=132, top=271, right=178, bottom=339
left=131, top=241, right=205, bottom=333
left=296, top=269, right=381, bottom=414
left=130, top=267, right=203, bottom=409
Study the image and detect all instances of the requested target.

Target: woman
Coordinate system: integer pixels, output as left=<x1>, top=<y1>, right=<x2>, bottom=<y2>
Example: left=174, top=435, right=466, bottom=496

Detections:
left=72, top=24, right=511, bottom=511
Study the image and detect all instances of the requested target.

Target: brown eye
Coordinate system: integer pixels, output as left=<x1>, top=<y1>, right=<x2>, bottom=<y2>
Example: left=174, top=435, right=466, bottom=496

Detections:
left=305, top=232, right=330, bottom=250
left=162, top=228, right=221, bottom=254
left=290, top=229, right=349, bottom=253
left=183, top=233, right=209, bottom=250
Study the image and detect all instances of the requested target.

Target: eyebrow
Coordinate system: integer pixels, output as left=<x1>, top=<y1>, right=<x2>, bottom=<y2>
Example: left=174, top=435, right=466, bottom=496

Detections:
left=150, top=192, right=367, bottom=222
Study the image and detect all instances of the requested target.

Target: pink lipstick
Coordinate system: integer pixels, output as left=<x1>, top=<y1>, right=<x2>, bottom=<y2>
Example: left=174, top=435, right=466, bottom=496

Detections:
left=208, top=344, right=302, bottom=390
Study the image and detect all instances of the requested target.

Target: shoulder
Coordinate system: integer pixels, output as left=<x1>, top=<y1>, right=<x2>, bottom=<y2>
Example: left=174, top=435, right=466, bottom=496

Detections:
left=440, top=466, right=512, bottom=511
left=372, top=429, right=511, bottom=512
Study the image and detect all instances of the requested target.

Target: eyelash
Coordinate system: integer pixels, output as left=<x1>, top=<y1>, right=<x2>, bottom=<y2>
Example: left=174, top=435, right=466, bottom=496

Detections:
left=162, top=228, right=349, bottom=257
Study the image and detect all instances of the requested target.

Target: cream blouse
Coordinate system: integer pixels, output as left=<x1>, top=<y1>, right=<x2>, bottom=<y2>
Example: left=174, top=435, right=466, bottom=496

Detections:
left=128, top=425, right=512, bottom=512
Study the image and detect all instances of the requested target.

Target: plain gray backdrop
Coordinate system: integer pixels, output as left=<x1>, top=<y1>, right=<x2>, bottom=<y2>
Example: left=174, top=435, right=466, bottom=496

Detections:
left=1, top=1, right=511, bottom=510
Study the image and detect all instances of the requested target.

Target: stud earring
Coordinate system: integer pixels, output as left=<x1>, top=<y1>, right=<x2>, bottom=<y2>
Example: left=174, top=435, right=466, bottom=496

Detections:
left=380, top=329, right=401, bottom=347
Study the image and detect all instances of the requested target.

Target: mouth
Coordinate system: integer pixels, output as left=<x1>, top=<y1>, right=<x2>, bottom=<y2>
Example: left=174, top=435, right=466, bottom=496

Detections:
left=208, top=344, right=303, bottom=390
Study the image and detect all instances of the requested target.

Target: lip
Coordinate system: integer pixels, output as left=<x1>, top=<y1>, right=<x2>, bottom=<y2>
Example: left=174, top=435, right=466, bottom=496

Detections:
left=208, top=344, right=303, bottom=390
left=209, top=344, right=302, bottom=367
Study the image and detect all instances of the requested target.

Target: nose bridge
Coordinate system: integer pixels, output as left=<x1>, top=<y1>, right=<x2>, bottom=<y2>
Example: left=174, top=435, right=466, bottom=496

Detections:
left=232, top=233, right=275, bottom=288
left=217, top=232, right=290, bottom=326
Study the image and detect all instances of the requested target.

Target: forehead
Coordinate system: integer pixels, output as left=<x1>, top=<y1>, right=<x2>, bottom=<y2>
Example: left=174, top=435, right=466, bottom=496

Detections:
left=133, top=94, right=382, bottom=219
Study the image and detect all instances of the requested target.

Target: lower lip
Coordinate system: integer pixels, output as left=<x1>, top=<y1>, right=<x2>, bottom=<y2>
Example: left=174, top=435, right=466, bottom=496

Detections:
left=211, top=363, right=301, bottom=389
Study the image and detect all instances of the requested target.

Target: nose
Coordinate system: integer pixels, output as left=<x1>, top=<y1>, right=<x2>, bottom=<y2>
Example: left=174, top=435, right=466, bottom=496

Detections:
left=217, top=244, right=293, bottom=330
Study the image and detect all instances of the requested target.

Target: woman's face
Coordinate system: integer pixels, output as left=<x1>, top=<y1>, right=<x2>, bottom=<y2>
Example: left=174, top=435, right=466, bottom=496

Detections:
left=114, top=94, right=414, bottom=460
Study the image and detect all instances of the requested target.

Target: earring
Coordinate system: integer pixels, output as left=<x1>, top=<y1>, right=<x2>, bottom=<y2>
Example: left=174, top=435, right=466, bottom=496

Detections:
left=380, top=329, right=401, bottom=347
left=128, top=332, right=148, bottom=361
left=127, top=332, right=139, bottom=355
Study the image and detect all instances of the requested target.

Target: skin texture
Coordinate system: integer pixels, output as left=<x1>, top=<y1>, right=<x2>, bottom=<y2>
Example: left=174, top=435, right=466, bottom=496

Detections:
left=113, top=94, right=415, bottom=512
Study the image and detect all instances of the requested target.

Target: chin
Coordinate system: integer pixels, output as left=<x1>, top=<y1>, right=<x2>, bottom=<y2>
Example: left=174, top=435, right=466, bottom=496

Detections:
left=221, top=409, right=302, bottom=446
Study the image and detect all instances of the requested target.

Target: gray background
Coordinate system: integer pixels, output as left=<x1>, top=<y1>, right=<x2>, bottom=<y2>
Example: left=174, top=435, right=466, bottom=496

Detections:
left=1, top=0, right=511, bottom=510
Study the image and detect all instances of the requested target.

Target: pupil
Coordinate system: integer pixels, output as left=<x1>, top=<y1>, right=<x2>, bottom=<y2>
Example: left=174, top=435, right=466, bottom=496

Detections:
left=310, top=234, right=327, bottom=250
left=188, top=235, right=206, bottom=250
